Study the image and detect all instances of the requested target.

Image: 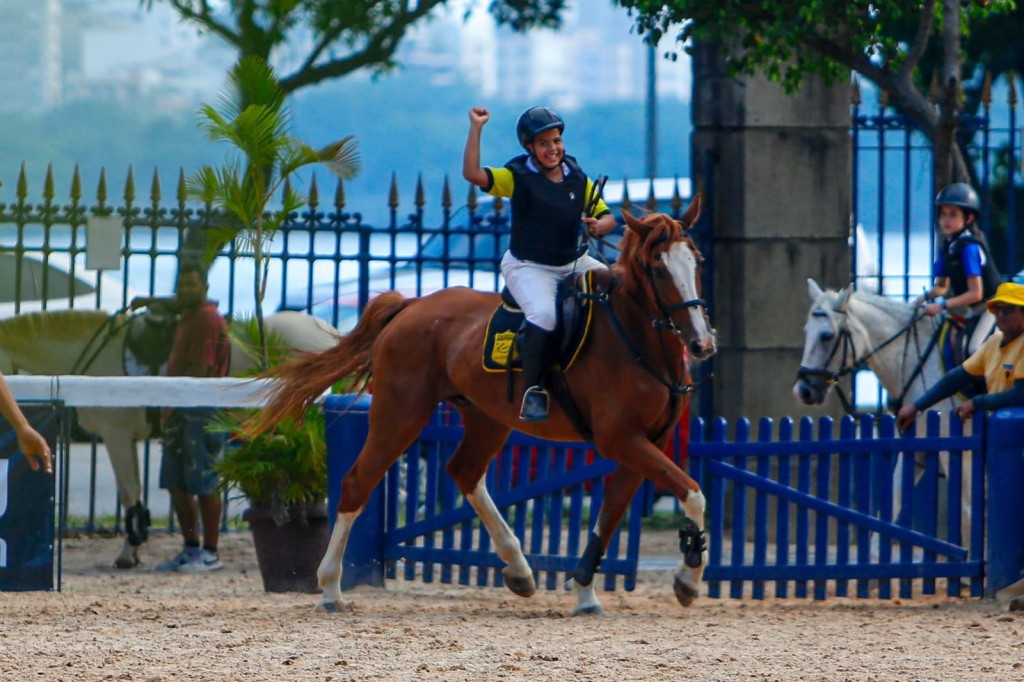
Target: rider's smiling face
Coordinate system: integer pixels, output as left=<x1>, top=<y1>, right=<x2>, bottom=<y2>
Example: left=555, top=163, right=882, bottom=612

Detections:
left=526, top=128, right=564, bottom=170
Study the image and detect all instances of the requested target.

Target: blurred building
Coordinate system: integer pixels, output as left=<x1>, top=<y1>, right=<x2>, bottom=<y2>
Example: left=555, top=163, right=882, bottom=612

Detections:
left=0, top=0, right=63, bottom=113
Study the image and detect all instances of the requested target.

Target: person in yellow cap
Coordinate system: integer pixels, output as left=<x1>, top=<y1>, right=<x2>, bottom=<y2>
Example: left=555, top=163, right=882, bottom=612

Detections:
left=897, top=281, right=1024, bottom=431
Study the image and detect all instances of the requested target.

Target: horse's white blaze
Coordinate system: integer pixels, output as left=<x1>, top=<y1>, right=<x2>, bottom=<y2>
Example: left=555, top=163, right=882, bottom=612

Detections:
left=317, top=508, right=361, bottom=608
left=466, top=480, right=532, bottom=581
left=662, top=243, right=716, bottom=352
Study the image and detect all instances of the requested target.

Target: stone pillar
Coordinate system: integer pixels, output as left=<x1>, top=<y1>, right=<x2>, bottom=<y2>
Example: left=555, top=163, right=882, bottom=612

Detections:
left=691, top=42, right=852, bottom=425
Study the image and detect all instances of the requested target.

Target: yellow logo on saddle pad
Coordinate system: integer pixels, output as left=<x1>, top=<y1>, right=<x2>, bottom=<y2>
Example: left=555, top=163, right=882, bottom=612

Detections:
left=491, top=330, right=517, bottom=366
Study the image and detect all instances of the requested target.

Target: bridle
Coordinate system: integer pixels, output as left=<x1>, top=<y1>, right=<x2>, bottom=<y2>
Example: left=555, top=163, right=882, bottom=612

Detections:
left=796, top=302, right=939, bottom=414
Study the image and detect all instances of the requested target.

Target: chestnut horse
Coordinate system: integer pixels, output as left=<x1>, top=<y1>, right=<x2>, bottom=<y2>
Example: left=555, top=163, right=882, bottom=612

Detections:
left=254, top=203, right=717, bottom=615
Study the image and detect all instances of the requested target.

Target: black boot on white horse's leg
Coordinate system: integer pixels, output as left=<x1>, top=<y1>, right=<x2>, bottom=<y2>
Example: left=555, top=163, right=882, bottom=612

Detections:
left=568, top=532, right=606, bottom=616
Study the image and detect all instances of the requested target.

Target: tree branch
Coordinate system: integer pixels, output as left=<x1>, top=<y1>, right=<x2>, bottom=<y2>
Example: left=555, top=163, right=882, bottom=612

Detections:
left=168, top=0, right=240, bottom=45
left=897, top=0, right=937, bottom=82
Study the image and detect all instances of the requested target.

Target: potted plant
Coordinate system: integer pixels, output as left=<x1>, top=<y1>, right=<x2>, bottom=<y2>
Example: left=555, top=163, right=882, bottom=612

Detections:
left=214, top=319, right=329, bottom=592
left=191, top=58, right=358, bottom=591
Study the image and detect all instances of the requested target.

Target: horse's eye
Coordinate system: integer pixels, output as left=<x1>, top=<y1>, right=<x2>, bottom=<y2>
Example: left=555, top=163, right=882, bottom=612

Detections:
left=821, top=331, right=835, bottom=342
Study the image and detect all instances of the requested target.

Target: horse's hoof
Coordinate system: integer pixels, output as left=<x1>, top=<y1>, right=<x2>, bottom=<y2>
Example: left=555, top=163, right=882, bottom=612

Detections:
left=501, top=568, right=536, bottom=598
left=113, top=554, right=140, bottom=569
left=673, top=576, right=698, bottom=607
left=571, top=603, right=606, bottom=617
left=314, top=600, right=345, bottom=614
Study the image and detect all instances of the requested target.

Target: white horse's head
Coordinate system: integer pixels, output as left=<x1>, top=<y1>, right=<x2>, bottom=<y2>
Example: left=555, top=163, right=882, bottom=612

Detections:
left=793, top=278, right=857, bottom=405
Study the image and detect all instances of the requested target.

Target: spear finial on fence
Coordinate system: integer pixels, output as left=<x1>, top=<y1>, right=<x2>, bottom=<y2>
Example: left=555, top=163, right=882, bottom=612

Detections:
left=982, top=71, right=993, bottom=108
left=881, top=87, right=891, bottom=108
left=150, top=168, right=161, bottom=204
left=96, top=168, right=108, bottom=208
left=389, top=172, right=399, bottom=210
left=851, top=77, right=861, bottom=107
left=43, top=164, right=55, bottom=204
left=621, top=177, right=632, bottom=213
left=16, top=162, right=28, bottom=202
left=308, top=173, right=319, bottom=209
left=646, top=178, right=657, bottom=211
left=334, top=178, right=346, bottom=211
left=176, top=169, right=187, bottom=206
left=1009, top=72, right=1018, bottom=107
left=281, top=177, right=291, bottom=204
left=493, top=195, right=504, bottom=213
left=671, top=176, right=682, bottom=216
left=467, top=183, right=478, bottom=211
left=124, top=166, right=136, bottom=205
left=71, top=165, right=82, bottom=204
left=442, top=175, right=452, bottom=212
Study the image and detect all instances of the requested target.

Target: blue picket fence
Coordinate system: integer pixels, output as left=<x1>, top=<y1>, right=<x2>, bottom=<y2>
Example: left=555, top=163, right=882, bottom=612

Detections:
left=325, top=395, right=649, bottom=593
left=325, top=395, right=1024, bottom=601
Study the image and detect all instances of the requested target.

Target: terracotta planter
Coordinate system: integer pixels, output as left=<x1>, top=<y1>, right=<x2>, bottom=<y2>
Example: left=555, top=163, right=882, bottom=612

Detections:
left=245, top=503, right=329, bottom=593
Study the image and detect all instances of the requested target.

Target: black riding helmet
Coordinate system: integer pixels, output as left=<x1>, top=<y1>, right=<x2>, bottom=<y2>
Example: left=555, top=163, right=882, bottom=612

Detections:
left=516, top=106, right=564, bottom=150
left=935, top=182, right=981, bottom=217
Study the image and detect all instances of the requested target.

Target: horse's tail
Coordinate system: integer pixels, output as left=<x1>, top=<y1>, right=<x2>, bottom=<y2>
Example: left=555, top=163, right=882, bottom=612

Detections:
left=248, top=291, right=410, bottom=436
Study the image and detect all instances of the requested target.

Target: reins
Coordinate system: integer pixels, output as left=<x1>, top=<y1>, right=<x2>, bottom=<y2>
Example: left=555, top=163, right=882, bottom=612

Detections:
left=72, top=309, right=134, bottom=375
left=796, top=305, right=942, bottom=416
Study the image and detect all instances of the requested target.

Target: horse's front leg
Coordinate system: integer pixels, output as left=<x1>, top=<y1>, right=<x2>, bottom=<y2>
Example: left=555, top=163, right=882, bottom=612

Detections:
left=589, top=433, right=708, bottom=610
left=568, top=466, right=645, bottom=616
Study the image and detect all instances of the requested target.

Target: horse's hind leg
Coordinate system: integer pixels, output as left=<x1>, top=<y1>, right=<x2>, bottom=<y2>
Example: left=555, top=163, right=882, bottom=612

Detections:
left=316, top=395, right=436, bottom=613
left=445, top=408, right=536, bottom=597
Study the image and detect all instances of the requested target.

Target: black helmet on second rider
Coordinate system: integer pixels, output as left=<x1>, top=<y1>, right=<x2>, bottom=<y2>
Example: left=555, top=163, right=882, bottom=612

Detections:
left=516, top=106, right=564, bottom=150
left=935, top=182, right=981, bottom=218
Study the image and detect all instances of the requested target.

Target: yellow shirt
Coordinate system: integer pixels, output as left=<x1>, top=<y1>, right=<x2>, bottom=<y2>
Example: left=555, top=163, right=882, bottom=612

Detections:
left=487, top=167, right=611, bottom=217
left=961, top=331, right=1024, bottom=394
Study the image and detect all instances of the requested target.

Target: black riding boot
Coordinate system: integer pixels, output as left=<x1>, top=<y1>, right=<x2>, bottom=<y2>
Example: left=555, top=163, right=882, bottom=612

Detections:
left=519, top=323, right=552, bottom=421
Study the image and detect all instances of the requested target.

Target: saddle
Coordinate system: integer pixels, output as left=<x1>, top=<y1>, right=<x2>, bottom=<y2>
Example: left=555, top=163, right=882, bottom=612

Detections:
left=481, top=269, right=599, bottom=374
left=124, top=299, right=179, bottom=376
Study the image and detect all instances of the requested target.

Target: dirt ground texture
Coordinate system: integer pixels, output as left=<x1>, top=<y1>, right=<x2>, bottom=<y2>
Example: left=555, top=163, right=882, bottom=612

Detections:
left=2, top=530, right=1024, bottom=682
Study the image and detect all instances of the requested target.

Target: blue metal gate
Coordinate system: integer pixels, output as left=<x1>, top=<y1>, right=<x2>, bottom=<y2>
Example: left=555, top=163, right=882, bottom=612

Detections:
left=692, top=411, right=986, bottom=600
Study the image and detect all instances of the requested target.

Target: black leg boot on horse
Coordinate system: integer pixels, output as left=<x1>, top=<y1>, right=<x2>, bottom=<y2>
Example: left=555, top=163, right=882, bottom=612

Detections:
left=519, top=322, right=552, bottom=421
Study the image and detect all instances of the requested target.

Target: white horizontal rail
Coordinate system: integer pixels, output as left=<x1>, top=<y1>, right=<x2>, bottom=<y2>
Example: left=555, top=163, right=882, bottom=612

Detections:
left=6, top=375, right=326, bottom=409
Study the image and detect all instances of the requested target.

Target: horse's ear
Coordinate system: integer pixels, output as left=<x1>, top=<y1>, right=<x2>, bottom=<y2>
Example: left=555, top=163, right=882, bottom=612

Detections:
left=680, top=193, right=702, bottom=229
left=807, top=278, right=824, bottom=302
left=622, top=210, right=652, bottom=237
left=834, top=286, right=852, bottom=312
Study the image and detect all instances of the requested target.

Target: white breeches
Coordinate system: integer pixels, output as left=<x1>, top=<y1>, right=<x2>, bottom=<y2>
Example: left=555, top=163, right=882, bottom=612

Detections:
left=501, top=251, right=606, bottom=331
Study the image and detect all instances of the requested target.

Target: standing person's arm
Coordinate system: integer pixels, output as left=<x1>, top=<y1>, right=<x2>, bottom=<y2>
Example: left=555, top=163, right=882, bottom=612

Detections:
left=895, top=367, right=977, bottom=431
left=463, top=106, right=490, bottom=189
left=0, top=373, right=52, bottom=473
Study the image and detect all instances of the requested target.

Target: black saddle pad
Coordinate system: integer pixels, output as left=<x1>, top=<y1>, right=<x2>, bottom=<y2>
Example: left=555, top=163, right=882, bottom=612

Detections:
left=481, top=270, right=599, bottom=373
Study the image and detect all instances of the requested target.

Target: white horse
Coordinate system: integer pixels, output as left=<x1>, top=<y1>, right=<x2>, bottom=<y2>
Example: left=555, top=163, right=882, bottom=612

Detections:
left=792, top=278, right=973, bottom=541
left=0, top=308, right=339, bottom=568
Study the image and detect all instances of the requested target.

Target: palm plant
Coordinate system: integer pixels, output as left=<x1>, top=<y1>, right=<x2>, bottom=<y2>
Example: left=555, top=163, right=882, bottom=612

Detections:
left=190, top=55, right=359, bottom=367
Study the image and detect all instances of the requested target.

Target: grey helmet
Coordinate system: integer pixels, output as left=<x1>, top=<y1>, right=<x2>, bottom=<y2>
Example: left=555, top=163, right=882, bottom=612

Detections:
left=935, top=183, right=981, bottom=216
left=516, top=106, right=564, bottom=150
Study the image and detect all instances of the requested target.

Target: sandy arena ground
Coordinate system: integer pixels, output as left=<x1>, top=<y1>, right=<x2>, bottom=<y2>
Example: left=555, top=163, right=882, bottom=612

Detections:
left=2, top=529, right=1023, bottom=682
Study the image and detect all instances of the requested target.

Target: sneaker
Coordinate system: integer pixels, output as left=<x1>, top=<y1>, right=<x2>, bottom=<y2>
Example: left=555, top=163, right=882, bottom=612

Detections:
left=178, top=548, right=224, bottom=573
left=155, top=546, right=201, bottom=573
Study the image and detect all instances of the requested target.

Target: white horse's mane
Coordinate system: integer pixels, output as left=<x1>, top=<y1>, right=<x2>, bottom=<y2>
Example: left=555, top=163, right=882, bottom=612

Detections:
left=0, top=309, right=112, bottom=346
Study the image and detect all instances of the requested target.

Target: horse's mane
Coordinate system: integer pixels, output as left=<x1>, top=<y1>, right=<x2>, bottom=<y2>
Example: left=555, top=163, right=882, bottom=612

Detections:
left=0, top=309, right=111, bottom=343
left=615, top=213, right=689, bottom=294
left=851, top=290, right=919, bottom=325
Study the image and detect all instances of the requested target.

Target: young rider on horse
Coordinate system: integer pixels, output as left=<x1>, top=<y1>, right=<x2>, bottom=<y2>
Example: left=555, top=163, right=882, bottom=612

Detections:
left=463, top=105, right=616, bottom=421
left=918, top=182, right=1001, bottom=356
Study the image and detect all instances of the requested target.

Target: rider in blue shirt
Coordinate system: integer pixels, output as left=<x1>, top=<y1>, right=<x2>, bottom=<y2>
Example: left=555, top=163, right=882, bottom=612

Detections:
left=919, top=183, right=1001, bottom=356
left=463, top=105, right=616, bottom=421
